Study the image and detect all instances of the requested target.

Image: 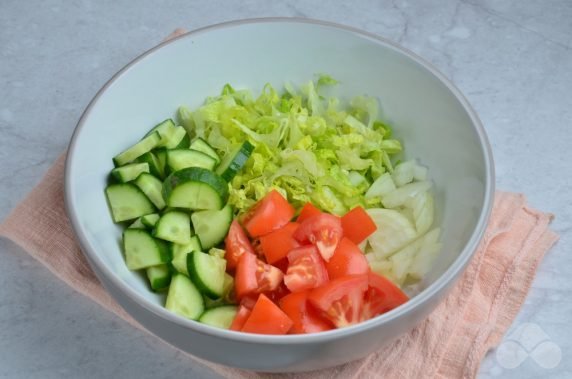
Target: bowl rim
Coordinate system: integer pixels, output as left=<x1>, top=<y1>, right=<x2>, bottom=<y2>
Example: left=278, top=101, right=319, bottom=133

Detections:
left=65, top=17, right=495, bottom=344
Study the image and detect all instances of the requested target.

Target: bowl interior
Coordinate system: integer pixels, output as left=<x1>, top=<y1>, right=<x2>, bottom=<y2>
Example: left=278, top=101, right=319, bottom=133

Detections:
left=67, top=20, right=490, bottom=320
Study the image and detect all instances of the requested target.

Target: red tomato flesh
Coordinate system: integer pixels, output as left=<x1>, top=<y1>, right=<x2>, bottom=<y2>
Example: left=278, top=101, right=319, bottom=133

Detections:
left=326, top=237, right=369, bottom=280
left=241, top=294, right=293, bottom=334
left=293, top=213, right=343, bottom=262
left=308, top=274, right=368, bottom=328
left=259, top=222, right=300, bottom=264
left=224, top=220, right=256, bottom=271
left=341, top=206, right=377, bottom=245
left=361, top=271, right=409, bottom=321
left=243, top=190, right=295, bottom=237
left=284, top=246, right=329, bottom=293
left=279, top=291, right=333, bottom=334
left=229, top=305, right=252, bottom=331
left=235, top=252, right=284, bottom=299
left=297, top=202, right=322, bottom=223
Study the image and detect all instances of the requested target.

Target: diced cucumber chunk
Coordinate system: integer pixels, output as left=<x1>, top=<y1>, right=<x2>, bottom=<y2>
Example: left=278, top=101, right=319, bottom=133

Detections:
left=123, top=229, right=170, bottom=270
left=105, top=183, right=155, bottom=223
left=190, top=138, right=221, bottom=165
left=215, top=141, right=254, bottom=182
left=134, top=173, right=166, bottom=210
left=163, top=126, right=190, bottom=149
left=113, top=131, right=161, bottom=166
left=146, top=264, right=171, bottom=291
left=199, top=305, right=238, bottom=329
left=208, top=247, right=226, bottom=260
left=141, top=213, right=160, bottom=228
left=128, top=218, right=146, bottom=229
left=166, top=149, right=217, bottom=173
left=191, top=204, right=233, bottom=249
left=187, top=251, right=226, bottom=299
left=111, top=163, right=150, bottom=183
left=171, top=236, right=202, bottom=275
left=136, top=151, right=164, bottom=178
left=146, top=119, right=176, bottom=147
left=165, top=274, right=204, bottom=320
left=163, top=167, right=228, bottom=210
left=153, top=211, right=192, bottom=245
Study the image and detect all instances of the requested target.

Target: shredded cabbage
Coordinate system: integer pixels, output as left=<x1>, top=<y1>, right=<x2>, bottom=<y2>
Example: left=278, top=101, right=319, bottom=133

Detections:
left=177, top=76, right=402, bottom=215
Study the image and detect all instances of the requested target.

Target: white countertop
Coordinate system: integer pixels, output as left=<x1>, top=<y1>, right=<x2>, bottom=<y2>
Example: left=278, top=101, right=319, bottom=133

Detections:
left=1, top=1, right=571, bottom=378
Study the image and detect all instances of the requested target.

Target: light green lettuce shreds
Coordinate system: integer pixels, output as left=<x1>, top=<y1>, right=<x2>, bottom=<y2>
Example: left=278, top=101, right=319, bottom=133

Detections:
left=177, top=75, right=402, bottom=215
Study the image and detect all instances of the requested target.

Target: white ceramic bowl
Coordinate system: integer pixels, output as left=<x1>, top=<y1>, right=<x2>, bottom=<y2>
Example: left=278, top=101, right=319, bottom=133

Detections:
left=65, top=18, right=494, bottom=372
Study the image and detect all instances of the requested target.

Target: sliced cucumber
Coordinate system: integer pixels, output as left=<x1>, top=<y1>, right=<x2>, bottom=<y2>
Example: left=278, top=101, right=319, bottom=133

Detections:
left=215, top=141, right=254, bottom=182
left=141, top=213, right=160, bottom=228
left=155, top=149, right=167, bottom=177
left=153, top=211, right=192, bottom=245
left=123, top=229, right=170, bottom=270
left=191, top=204, right=233, bottom=249
left=171, top=235, right=202, bottom=275
left=128, top=218, right=146, bottom=229
left=199, top=305, right=238, bottom=329
left=165, top=274, right=204, bottom=320
left=113, top=131, right=161, bottom=167
left=111, top=163, right=150, bottom=183
left=163, top=126, right=190, bottom=149
left=146, top=119, right=176, bottom=147
left=187, top=251, right=226, bottom=299
left=136, top=151, right=163, bottom=178
left=163, top=167, right=229, bottom=210
left=208, top=247, right=226, bottom=260
left=190, top=138, right=221, bottom=165
left=133, top=173, right=166, bottom=210
left=105, top=183, right=155, bottom=222
left=146, top=264, right=171, bottom=291
left=166, top=149, right=218, bottom=173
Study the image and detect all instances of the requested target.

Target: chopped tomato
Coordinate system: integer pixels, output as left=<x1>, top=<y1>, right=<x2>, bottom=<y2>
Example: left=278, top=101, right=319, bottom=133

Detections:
left=361, top=271, right=409, bottom=321
left=229, top=305, right=252, bottom=331
left=225, top=220, right=256, bottom=271
left=326, top=237, right=369, bottom=280
left=297, top=202, right=322, bottom=223
left=340, top=206, right=377, bottom=245
left=308, top=274, right=368, bottom=328
left=284, top=246, right=329, bottom=293
left=279, top=291, right=333, bottom=334
left=264, top=281, right=291, bottom=303
left=259, top=222, right=300, bottom=264
left=235, top=252, right=284, bottom=299
left=293, top=213, right=343, bottom=261
left=241, top=294, right=293, bottom=334
left=242, top=190, right=295, bottom=237
left=271, top=257, right=289, bottom=273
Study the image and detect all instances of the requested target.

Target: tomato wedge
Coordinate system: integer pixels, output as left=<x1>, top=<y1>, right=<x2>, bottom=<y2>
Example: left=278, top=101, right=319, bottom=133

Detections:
left=224, top=220, right=256, bottom=271
left=293, top=213, right=343, bottom=261
left=242, top=190, right=295, bottom=237
left=235, top=252, right=284, bottom=299
left=279, top=291, right=333, bottom=334
left=284, top=246, right=329, bottom=293
left=229, top=305, right=252, bottom=331
left=308, top=274, right=368, bottom=328
left=259, top=222, right=300, bottom=264
left=326, top=237, right=369, bottom=280
left=264, top=281, right=291, bottom=303
left=341, top=206, right=377, bottom=245
left=297, top=202, right=322, bottom=223
left=361, top=271, right=409, bottom=321
left=241, top=294, right=293, bottom=334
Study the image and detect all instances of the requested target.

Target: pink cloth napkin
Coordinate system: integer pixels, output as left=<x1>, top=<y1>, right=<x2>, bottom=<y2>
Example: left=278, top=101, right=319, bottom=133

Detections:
left=0, top=30, right=559, bottom=379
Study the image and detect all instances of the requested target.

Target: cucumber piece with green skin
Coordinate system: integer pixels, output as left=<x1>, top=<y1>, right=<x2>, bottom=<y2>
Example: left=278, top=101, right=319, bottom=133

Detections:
left=146, top=264, right=171, bottom=291
left=215, top=141, right=254, bottom=182
left=199, top=305, right=238, bottom=329
left=203, top=273, right=235, bottom=308
left=141, top=213, right=160, bottom=228
left=136, top=151, right=163, bottom=178
left=163, top=167, right=228, bottom=211
left=163, top=126, right=190, bottom=149
left=105, top=183, right=156, bottom=223
left=190, top=138, right=220, bottom=165
left=166, top=149, right=218, bottom=173
left=187, top=251, right=226, bottom=299
left=171, top=235, right=202, bottom=275
left=128, top=218, right=146, bottom=229
left=191, top=204, right=233, bottom=249
left=165, top=274, right=204, bottom=320
left=145, top=119, right=176, bottom=147
left=153, top=211, right=192, bottom=245
left=133, top=173, right=166, bottom=210
left=113, top=131, right=161, bottom=167
left=155, top=149, right=167, bottom=177
left=123, top=229, right=170, bottom=270
left=111, top=163, right=150, bottom=183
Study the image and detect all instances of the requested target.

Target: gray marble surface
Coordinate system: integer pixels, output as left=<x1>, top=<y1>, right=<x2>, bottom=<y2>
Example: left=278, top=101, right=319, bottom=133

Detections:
left=1, top=1, right=571, bottom=378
